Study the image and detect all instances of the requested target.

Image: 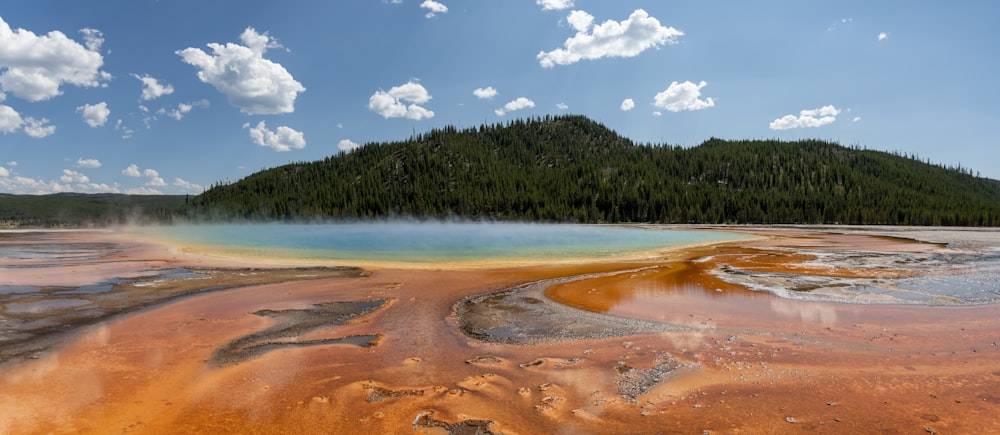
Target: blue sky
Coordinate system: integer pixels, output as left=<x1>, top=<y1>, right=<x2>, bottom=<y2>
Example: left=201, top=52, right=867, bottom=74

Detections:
left=1, top=1, right=998, bottom=195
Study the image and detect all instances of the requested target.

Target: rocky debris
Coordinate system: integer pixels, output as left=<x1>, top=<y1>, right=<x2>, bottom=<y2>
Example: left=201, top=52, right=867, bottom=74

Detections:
left=412, top=411, right=495, bottom=435
left=210, top=299, right=386, bottom=365
left=364, top=384, right=429, bottom=403
left=465, top=355, right=503, bottom=365
left=456, top=276, right=688, bottom=345
left=615, top=354, right=682, bottom=401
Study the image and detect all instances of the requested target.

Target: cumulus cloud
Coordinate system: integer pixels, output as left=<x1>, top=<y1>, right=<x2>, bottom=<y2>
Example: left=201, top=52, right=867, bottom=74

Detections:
left=853, top=116, right=862, bottom=123
left=122, top=163, right=141, bottom=177
left=60, top=169, right=89, bottom=184
left=79, top=28, right=103, bottom=51
left=244, top=120, right=306, bottom=152
left=122, top=164, right=167, bottom=188
left=653, top=80, right=715, bottom=112
left=878, top=32, right=889, bottom=41
left=173, top=178, right=203, bottom=193
left=176, top=27, right=305, bottom=115
left=76, top=102, right=110, bottom=127
left=769, top=105, right=841, bottom=130
left=160, top=99, right=210, bottom=120
left=420, top=0, right=448, bottom=18
left=22, top=117, right=54, bottom=138
left=537, top=0, right=573, bottom=10
left=114, top=119, right=134, bottom=139
left=75, top=158, right=101, bottom=168
left=0, top=104, right=22, bottom=133
left=0, top=17, right=110, bottom=101
left=495, top=97, right=535, bottom=116
left=125, top=186, right=162, bottom=195
left=473, top=86, right=498, bottom=99
left=556, top=102, right=568, bottom=110
left=538, top=9, right=683, bottom=68
left=0, top=105, right=55, bottom=137
left=337, top=139, right=360, bottom=152
left=132, top=74, right=174, bottom=101
left=0, top=168, right=121, bottom=194
left=368, top=80, right=435, bottom=120
left=620, top=98, right=635, bottom=111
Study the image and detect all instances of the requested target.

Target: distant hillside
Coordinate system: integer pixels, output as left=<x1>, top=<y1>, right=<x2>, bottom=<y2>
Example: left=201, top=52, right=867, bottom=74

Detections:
left=188, top=115, right=1000, bottom=225
left=0, top=193, right=186, bottom=228
left=184, top=115, right=1000, bottom=226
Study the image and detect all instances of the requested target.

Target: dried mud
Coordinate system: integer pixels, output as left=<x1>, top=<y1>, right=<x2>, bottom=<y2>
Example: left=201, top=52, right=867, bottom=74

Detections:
left=1, top=226, right=999, bottom=434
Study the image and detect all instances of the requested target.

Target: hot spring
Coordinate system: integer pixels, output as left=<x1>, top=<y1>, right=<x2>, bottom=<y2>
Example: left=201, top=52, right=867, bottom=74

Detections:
left=141, top=222, right=749, bottom=263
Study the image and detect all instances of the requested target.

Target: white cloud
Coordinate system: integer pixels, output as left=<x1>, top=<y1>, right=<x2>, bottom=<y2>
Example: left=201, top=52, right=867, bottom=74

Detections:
left=173, top=178, right=203, bottom=193
left=79, top=182, right=119, bottom=193
left=0, top=166, right=8, bottom=177
left=79, top=28, right=104, bottom=51
left=538, top=9, right=683, bottom=68
left=473, top=86, right=498, bottom=99
left=161, top=99, right=209, bottom=120
left=114, top=119, right=134, bottom=139
left=769, top=105, right=841, bottom=130
left=125, top=186, right=162, bottom=195
left=620, top=98, right=635, bottom=111
left=176, top=27, right=305, bottom=115
left=853, top=116, right=862, bottom=123
left=0, top=105, right=56, bottom=137
left=244, top=120, right=306, bottom=152
left=122, top=165, right=167, bottom=187
left=22, top=117, right=54, bottom=138
left=555, top=102, right=568, bottom=110
left=537, top=0, right=573, bottom=11
left=0, top=17, right=109, bottom=101
left=60, top=169, right=89, bottom=184
left=167, top=103, right=192, bottom=120
left=132, top=74, right=174, bottom=101
left=652, top=111, right=662, bottom=116
left=76, top=102, right=110, bottom=127
left=421, top=0, right=448, bottom=18
left=122, top=164, right=141, bottom=177
left=653, top=80, right=715, bottom=112
left=878, top=32, right=889, bottom=41
left=0, top=104, right=22, bottom=133
left=75, top=158, right=101, bottom=168
left=368, top=80, right=435, bottom=120
left=6, top=161, right=16, bottom=166
left=337, top=139, right=360, bottom=152
left=0, top=171, right=121, bottom=194
left=827, top=17, right=853, bottom=32
left=495, top=97, right=535, bottom=116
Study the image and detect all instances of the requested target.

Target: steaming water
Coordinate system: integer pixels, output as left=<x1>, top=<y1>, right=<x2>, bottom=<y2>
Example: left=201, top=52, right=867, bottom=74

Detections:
left=148, top=222, right=748, bottom=263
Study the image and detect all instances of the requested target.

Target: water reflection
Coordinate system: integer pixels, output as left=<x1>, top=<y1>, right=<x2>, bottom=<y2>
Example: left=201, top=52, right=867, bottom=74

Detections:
left=549, top=264, right=848, bottom=328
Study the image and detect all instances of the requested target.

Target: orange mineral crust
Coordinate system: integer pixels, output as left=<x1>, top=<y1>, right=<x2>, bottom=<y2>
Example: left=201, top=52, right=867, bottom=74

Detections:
left=1, top=227, right=998, bottom=434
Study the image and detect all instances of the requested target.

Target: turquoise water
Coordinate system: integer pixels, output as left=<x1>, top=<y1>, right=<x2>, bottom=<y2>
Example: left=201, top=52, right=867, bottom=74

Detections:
left=149, top=222, right=747, bottom=263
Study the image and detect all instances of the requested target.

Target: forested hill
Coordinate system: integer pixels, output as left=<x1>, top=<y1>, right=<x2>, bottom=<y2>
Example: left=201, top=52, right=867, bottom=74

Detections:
left=186, top=115, right=1000, bottom=226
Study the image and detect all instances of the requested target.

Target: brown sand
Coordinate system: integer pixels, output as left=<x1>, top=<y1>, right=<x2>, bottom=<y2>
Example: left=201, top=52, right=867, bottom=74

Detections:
left=1, top=227, right=998, bottom=434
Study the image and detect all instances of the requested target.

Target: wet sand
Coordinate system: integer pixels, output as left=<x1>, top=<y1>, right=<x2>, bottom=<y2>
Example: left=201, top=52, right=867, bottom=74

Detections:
left=1, top=226, right=999, bottom=434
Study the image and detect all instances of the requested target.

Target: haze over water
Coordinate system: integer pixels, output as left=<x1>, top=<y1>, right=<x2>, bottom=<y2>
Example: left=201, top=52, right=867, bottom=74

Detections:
left=147, top=222, right=748, bottom=263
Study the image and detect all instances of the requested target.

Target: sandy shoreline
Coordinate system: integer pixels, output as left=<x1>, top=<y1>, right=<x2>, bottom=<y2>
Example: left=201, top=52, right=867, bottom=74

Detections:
left=1, top=225, right=999, bottom=434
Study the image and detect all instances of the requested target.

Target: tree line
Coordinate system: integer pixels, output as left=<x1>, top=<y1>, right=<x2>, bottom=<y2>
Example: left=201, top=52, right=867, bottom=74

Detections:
left=185, top=115, right=1000, bottom=226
